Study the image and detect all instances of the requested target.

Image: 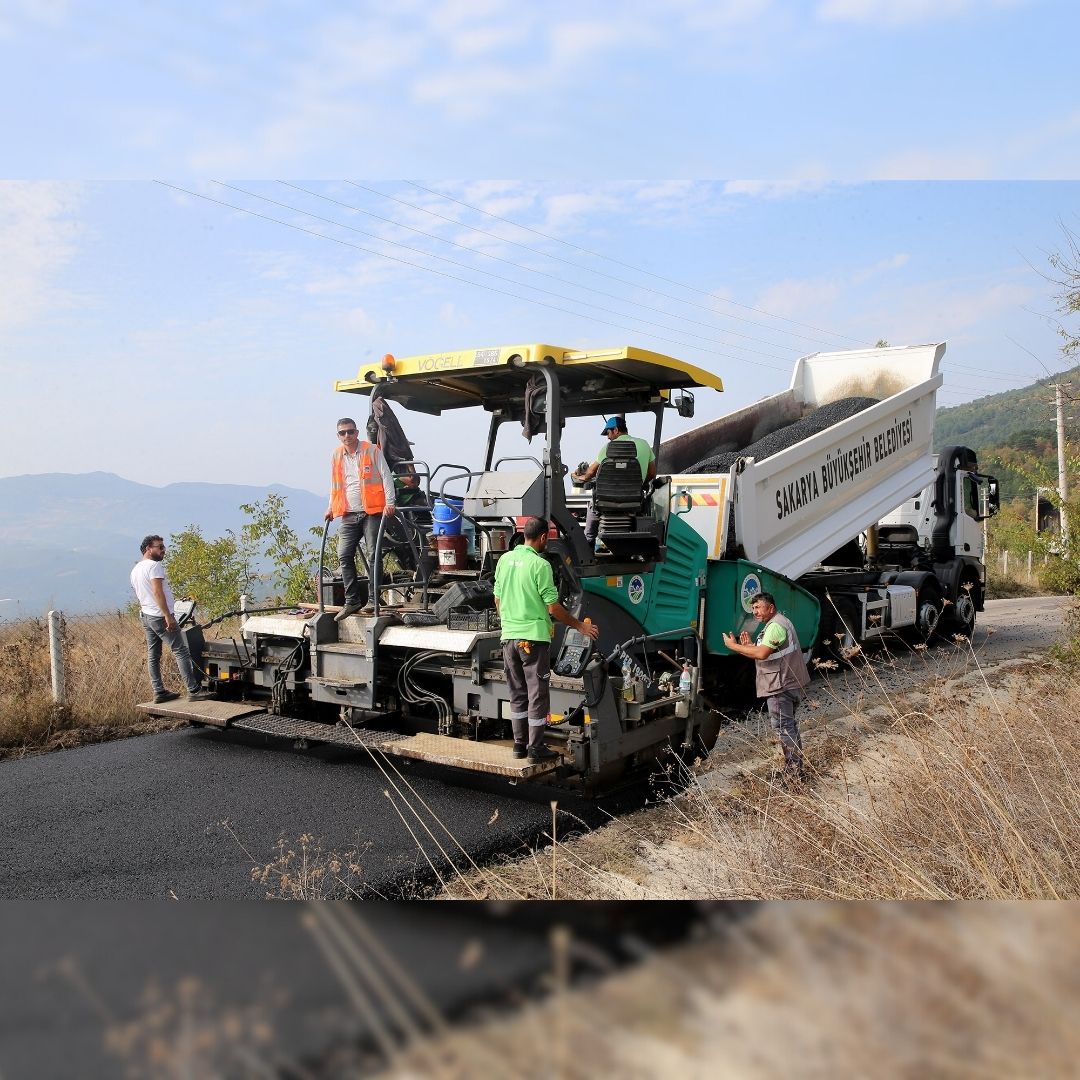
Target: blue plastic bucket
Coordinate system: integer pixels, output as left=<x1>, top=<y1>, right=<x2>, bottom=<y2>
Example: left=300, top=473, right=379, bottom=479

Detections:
left=432, top=497, right=464, bottom=537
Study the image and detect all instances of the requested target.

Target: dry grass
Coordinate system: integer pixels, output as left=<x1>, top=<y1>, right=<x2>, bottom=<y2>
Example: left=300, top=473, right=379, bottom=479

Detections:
left=985, top=559, right=1046, bottom=599
left=370, top=903, right=1080, bottom=1080
left=439, top=642, right=1080, bottom=901
left=46, top=903, right=1080, bottom=1078
left=0, top=611, right=226, bottom=757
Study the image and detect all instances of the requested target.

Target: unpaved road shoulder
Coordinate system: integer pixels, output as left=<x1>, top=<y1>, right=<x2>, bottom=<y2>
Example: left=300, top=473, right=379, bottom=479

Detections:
left=437, top=594, right=1074, bottom=899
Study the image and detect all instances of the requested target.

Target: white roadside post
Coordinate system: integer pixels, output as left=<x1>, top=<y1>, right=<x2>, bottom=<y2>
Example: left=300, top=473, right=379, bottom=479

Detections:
left=48, top=609, right=66, bottom=706
left=240, top=594, right=249, bottom=627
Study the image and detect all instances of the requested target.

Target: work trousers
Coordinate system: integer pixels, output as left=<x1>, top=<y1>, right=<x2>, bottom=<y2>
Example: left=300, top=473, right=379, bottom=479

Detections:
left=140, top=613, right=201, bottom=695
left=338, top=511, right=382, bottom=606
left=502, top=639, right=551, bottom=750
left=583, top=499, right=598, bottom=543
left=765, top=689, right=805, bottom=772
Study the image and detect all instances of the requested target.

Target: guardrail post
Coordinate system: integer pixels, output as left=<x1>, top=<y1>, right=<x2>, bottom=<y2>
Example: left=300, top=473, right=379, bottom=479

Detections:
left=1027, top=550, right=1033, bottom=578
left=1002, top=550, right=1009, bottom=576
left=48, top=609, right=66, bottom=706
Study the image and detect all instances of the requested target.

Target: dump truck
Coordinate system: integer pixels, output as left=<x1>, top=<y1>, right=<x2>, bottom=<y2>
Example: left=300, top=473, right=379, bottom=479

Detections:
left=141, top=342, right=997, bottom=794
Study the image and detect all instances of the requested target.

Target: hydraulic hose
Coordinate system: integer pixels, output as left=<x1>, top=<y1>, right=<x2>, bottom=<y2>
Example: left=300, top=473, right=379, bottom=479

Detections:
left=318, top=518, right=331, bottom=614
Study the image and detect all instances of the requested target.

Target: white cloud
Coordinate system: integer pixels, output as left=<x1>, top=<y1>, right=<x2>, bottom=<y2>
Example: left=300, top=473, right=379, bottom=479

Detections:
left=341, top=305, right=382, bottom=336
left=816, top=0, right=1027, bottom=27
left=868, top=105, right=1080, bottom=179
left=858, top=277, right=1039, bottom=350
left=437, top=301, right=472, bottom=328
left=410, top=65, right=536, bottom=120
left=851, top=252, right=910, bottom=284
left=870, top=148, right=994, bottom=180
left=548, top=18, right=652, bottom=65
left=0, top=0, right=69, bottom=37
left=649, top=0, right=774, bottom=31
left=723, top=179, right=836, bottom=199
left=756, top=278, right=843, bottom=319
left=0, top=182, right=82, bottom=332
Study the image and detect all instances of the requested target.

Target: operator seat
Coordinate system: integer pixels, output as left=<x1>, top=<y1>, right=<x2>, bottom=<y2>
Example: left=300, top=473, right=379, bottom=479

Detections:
left=591, top=439, right=664, bottom=559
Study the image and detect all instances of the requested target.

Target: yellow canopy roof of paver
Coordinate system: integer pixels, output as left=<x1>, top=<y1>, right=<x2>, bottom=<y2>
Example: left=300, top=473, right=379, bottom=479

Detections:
left=335, top=344, right=724, bottom=415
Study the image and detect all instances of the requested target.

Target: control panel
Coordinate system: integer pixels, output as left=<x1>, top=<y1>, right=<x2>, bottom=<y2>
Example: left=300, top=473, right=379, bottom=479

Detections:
left=553, top=626, right=595, bottom=677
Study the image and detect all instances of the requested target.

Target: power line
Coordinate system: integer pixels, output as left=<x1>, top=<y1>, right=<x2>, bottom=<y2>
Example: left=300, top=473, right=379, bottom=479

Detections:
left=351, top=182, right=853, bottom=352
left=276, top=182, right=793, bottom=363
left=941, top=363, right=1046, bottom=385
left=212, top=182, right=789, bottom=370
left=405, top=181, right=870, bottom=348
left=158, top=179, right=1056, bottom=396
left=155, top=181, right=787, bottom=370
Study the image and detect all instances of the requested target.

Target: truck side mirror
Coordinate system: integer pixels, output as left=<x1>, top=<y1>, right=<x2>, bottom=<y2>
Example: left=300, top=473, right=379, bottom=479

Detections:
left=980, top=475, right=1000, bottom=518
left=671, top=389, right=695, bottom=418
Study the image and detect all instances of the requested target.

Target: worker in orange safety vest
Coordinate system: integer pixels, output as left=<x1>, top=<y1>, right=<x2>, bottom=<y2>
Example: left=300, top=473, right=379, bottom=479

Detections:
left=324, top=417, right=396, bottom=621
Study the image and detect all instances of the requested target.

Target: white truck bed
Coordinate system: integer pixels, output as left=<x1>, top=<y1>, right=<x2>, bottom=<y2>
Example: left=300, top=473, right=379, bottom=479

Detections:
left=660, top=344, right=944, bottom=579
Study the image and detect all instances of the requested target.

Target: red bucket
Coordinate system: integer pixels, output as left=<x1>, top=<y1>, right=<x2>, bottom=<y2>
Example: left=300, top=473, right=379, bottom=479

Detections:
left=513, top=516, right=559, bottom=540
left=436, top=534, right=468, bottom=570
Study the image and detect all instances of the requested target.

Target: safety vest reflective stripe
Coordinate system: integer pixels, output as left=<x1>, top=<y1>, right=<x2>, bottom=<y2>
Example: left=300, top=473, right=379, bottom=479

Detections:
left=330, top=444, right=387, bottom=518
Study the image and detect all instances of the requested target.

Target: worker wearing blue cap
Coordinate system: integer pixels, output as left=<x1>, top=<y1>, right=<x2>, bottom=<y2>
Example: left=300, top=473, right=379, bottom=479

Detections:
left=572, top=416, right=656, bottom=545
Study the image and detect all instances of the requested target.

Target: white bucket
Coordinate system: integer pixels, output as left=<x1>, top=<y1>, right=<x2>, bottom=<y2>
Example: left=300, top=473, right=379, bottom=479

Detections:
left=488, top=526, right=512, bottom=553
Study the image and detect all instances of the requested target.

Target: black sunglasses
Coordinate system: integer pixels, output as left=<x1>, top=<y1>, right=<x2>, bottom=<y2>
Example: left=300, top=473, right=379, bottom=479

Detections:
left=337, top=428, right=358, bottom=436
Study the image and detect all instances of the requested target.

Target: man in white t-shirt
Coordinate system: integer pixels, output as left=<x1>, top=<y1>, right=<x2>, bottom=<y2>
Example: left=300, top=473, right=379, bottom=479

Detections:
left=130, top=534, right=213, bottom=704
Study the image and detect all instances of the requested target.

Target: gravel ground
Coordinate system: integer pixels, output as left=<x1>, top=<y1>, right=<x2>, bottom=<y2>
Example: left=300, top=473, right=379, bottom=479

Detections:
left=701, top=593, right=1069, bottom=783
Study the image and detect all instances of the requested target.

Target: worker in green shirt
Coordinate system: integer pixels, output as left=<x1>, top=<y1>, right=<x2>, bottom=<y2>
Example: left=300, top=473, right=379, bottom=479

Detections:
left=494, top=517, right=600, bottom=763
left=572, top=416, right=656, bottom=545
left=723, top=592, right=811, bottom=783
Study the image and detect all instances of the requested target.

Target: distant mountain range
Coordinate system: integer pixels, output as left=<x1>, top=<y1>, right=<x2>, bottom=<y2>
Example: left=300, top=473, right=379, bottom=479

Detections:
left=0, top=472, right=324, bottom=618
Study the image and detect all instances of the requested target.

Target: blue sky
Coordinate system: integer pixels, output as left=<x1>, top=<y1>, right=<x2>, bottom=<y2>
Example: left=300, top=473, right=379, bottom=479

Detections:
left=2, top=1, right=1078, bottom=177
left=1, top=2, right=1078, bottom=498
left=2, top=179, right=1076, bottom=496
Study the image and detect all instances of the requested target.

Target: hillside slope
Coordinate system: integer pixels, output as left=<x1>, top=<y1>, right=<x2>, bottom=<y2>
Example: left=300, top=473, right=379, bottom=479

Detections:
left=934, top=365, right=1079, bottom=451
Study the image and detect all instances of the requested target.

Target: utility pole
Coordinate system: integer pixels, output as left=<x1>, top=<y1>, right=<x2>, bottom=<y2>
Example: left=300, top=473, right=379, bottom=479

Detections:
left=1054, top=382, right=1070, bottom=553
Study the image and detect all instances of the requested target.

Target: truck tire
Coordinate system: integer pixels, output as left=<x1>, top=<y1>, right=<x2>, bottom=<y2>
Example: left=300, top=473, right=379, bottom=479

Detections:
left=913, top=580, right=943, bottom=642
left=818, top=596, right=859, bottom=663
left=942, top=576, right=978, bottom=637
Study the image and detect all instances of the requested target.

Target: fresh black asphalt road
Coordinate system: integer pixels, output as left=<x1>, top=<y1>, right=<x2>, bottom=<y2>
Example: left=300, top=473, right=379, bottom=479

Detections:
left=2, top=598, right=1062, bottom=903
left=0, top=725, right=587, bottom=900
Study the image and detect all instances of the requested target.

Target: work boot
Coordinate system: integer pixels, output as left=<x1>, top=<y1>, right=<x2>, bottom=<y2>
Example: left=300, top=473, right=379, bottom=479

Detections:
left=512, top=743, right=528, bottom=759
left=335, top=602, right=361, bottom=622
left=153, top=690, right=180, bottom=704
left=187, top=688, right=216, bottom=701
left=527, top=743, right=560, bottom=763
left=359, top=601, right=375, bottom=615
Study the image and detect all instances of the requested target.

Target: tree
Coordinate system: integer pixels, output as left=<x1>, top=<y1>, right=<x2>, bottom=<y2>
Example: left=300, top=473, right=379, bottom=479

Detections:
left=1048, top=223, right=1080, bottom=358
left=165, top=524, right=258, bottom=619
left=165, top=495, right=322, bottom=618
left=239, top=493, right=322, bottom=605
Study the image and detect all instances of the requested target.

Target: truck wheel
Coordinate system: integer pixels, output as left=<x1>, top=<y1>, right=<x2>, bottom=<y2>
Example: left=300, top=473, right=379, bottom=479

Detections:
left=818, top=597, right=859, bottom=663
left=914, top=581, right=943, bottom=642
left=945, top=584, right=977, bottom=637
